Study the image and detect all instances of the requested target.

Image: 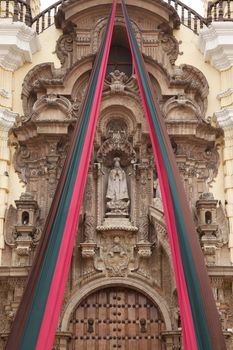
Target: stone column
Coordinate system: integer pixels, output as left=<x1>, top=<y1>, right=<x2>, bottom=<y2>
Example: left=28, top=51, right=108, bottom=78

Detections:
left=0, top=19, right=40, bottom=263
left=199, top=22, right=233, bottom=263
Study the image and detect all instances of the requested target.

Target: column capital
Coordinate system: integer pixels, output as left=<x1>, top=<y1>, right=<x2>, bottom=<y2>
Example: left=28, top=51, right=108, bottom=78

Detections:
left=0, top=108, right=18, bottom=131
left=215, top=107, right=233, bottom=130
left=199, top=22, right=233, bottom=71
left=0, top=18, right=40, bottom=71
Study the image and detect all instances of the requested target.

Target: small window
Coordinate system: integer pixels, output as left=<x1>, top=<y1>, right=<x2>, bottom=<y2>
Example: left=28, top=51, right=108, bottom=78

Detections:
left=205, top=211, right=212, bottom=224
left=22, top=211, right=29, bottom=225
left=106, top=25, right=133, bottom=77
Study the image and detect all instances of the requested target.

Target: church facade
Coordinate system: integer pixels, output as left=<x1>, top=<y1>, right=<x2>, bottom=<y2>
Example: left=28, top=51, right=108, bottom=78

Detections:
left=0, top=0, right=233, bottom=349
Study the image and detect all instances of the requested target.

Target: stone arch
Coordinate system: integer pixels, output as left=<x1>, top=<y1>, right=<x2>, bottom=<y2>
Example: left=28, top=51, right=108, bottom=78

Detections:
left=61, top=277, right=172, bottom=332
left=99, top=94, right=145, bottom=131
left=64, top=55, right=94, bottom=96
left=98, top=99, right=140, bottom=137
left=92, top=16, right=142, bottom=53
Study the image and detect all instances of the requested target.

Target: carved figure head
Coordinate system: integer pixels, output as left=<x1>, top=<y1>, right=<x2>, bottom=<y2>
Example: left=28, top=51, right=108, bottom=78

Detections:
left=113, top=157, right=121, bottom=168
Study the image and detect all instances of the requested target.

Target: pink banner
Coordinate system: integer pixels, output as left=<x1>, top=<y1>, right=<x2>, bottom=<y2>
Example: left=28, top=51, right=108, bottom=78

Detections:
left=121, top=2, right=198, bottom=349
left=36, top=1, right=117, bottom=349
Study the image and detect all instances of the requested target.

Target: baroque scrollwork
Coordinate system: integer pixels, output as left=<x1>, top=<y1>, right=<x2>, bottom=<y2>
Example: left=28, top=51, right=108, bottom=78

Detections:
left=56, top=33, right=74, bottom=66
left=158, top=31, right=181, bottom=65
left=96, top=119, right=136, bottom=167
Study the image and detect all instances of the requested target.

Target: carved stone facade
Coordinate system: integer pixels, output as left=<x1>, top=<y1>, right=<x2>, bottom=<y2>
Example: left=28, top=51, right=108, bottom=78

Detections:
left=0, top=1, right=233, bottom=349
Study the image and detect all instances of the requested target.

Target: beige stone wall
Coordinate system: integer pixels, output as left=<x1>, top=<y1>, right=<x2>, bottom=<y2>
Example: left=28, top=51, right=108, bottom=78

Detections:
left=8, top=23, right=225, bottom=205
left=5, top=22, right=226, bottom=245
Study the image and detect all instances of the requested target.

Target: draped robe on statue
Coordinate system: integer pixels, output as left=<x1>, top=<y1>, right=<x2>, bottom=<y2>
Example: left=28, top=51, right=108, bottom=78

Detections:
left=106, top=158, right=129, bottom=202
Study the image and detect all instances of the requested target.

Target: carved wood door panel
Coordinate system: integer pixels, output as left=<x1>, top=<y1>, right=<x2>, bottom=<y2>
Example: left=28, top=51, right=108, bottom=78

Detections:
left=69, top=287, right=165, bottom=350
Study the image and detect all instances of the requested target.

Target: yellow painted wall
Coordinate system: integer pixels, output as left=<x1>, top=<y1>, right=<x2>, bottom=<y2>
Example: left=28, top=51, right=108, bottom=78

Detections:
left=8, top=25, right=62, bottom=207
left=174, top=25, right=225, bottom=203
left=12, top=26, right=62, bottom=116
left=174, top=25, right=221, bottom=118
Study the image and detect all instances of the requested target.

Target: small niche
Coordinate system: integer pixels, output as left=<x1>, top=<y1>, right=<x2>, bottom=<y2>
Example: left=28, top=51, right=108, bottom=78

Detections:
left=22, top=211, right=29, bottom=225
left=205, top=211, right=212, bottom=225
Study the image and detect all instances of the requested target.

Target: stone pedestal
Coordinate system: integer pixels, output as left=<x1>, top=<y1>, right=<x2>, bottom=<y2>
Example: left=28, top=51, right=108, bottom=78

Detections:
left=80, top=242, right=96, bottom=258
left=137, top=241, right=152, bottom=258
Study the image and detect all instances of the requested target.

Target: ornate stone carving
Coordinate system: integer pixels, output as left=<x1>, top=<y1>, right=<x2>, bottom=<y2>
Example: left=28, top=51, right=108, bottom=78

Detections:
left=105, top=70, right=129, bottom=92
left=4, top=192, right=41, bottom=265
left=106, top=157, right=130, bottom=217
left=104, top=236, right=129, bottom=276
left=97, top=119, right=136, bottom=167
left=95, top=233, right=136, bottom=277
left=163, top=94, right=202, bottom=122
left=3, top=2, right=233, bottom=345
left=138, top=215, right=149, bottom=243
left=104, top=72, right=140, bottom=99
left=80, top=242, right=96, bottom=259
left=21, top=63, right=55, bottom=115
left=137, top=242, right=152, bottom=258
left=158, top=31, right=181, bottom=65
left=83, top=215, right=95, bottom=243
left=56, top=33, right=74, bottom=67
left=153, top=175, right=163, bottom=211
left=92, top=17, right=142, bottom=54
left=172, top=64, right=209, bottom=115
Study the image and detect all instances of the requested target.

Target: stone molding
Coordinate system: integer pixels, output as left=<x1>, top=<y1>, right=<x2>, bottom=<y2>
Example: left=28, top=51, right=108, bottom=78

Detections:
left=215, top=107, right=233, bottom=130
left=0, top=18, right=40, bottom=71
left=217, top=88, right=233, bottom=100
left=0, top=108, right=18, bottom=130
left=199, top=22, right=233, bottom=71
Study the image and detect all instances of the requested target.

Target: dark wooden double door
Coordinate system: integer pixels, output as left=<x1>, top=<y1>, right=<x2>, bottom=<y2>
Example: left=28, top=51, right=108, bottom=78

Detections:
left=70, top=287, right=165, bottom=349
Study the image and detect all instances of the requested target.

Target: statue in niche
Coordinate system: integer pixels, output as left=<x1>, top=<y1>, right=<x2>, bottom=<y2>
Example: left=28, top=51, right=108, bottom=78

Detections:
left=106, top=157, right=130, bottom=216
left=153, top=173, right=163, bottom=211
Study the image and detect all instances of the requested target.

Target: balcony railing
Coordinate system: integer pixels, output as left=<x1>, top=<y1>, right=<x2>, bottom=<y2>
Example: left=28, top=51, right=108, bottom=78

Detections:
left=0, top=0, right=32, bottom=26
left=31, top=0, right=62, bottom=34
left=164, top=0, right=206, bottom=33
left=207, top=0, right=233, bottom=24
left=0, top=0, right=233, bottom=35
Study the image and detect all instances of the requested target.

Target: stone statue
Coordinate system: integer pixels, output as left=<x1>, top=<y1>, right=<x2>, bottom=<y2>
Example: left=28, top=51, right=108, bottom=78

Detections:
left=153, top=175, right=163, bottom=211
left=106, top=157, right=130, bottom=216
left=153, top=177, right=161, bottom=199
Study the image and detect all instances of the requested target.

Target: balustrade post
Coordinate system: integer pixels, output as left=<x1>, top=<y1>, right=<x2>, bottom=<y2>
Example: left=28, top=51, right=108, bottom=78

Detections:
left=25, top=0, right=32, bottom=26
left=207, top=1, right=213, bottom=25
left=188, top=9, right=191, bottom=28
left=227, top=0, right=231, bottom=19
left=194, top=16, right=198, bottom=33
left=219, top=0, right=224, bottom=21
left=13, top=0, right=18, bottom=22
left=5, top=0, right=9, bottom=18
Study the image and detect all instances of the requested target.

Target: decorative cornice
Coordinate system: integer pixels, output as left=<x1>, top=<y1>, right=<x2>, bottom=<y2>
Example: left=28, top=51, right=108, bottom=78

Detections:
left=0, top=88, right=10, bottom=99
left=199, top=22, right=233, bottom=71
left=215, top=107, right=233, bottom=130
left=0, top=18, right=41, bottom=71
left=217, top=88, right=233, bottom=100
left=0, top=108, right=18, bottom=130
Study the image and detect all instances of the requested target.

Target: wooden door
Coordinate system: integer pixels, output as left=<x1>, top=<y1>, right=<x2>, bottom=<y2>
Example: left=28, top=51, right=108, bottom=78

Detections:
left=69, top=287, right=165, bottom=350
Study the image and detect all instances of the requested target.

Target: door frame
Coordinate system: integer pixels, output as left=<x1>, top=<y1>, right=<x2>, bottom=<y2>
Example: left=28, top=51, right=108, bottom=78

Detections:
left=61, top=277, right=172, bottom=332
